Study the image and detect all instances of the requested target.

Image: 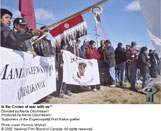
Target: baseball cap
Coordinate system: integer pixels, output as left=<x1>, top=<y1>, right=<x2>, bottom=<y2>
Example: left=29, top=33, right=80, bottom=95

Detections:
left=40, top=26, right=48, bottom=31
left=131, top=41, right=137, bottom=46
left=13, top=18, right=27, bottom=25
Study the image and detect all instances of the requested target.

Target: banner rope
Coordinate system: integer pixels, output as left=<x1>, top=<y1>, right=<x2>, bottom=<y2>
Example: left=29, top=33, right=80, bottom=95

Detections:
left=92, top=5, right=110, bottom=40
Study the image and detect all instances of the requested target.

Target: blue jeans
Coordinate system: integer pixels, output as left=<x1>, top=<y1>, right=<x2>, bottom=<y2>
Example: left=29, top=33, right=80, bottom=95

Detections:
left=104, top=67, right=110, bottom=84
left=156, top=64, right=160, bottom=75
left=116, top=62, right=126, bottom=85
left=136, top=68, right=140, bottom=82
left=129, top=64, right=137, bottom=88
left=109, top=67, right=116, bottom=85
left=60, top=83, right=71, bottom=94
left=142, top=73, right=151, bottom=89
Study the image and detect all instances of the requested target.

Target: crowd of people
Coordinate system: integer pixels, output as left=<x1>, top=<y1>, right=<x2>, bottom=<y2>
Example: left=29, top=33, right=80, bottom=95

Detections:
left=1, top=8, right=161, bottom=99
left=56, top=37, right=160, bottom=98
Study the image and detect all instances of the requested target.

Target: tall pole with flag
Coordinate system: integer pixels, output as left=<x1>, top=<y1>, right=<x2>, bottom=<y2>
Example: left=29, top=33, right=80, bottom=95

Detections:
left=19, top=0, right=36, bottom=30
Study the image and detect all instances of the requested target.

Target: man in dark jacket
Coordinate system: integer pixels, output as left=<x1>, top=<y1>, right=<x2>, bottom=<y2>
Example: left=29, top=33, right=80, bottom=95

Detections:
left=97, top=40, right=105, bottom=84
left=115, top=43, right=126, bottom=87
left=126, top=41, right=138, bottom=91
left=153, top=50, right=160, bottom=75
left=149, top=50, right=157, bottom=77
left=0, top=8, right=42, bottom=51
left=33, top=26, right=54, bottom=57
left=12, top=17, right=32, bottom=51
left=103, top=40, right=116, bottom=87
left=138, top=47, right=151, bottom=89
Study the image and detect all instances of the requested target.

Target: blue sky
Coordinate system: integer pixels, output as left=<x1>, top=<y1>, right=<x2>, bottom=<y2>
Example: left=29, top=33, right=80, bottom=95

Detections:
left=1, top=0, right=154, bottom=49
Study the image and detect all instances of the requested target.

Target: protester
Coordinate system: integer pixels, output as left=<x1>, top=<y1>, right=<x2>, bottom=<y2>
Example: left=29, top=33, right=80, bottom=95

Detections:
left=97, top=40, right=106, bottom=84
left=103, top=40, right=116, bottom=87
left=71, top=40, right=82, bottom=57
left=86, top=40, right=100, bottom=91
left=81, top=38, right=90, bottom=58
left=12, top=18, right=34, bottom=53
left=97, top=40, right=105, bottom=60
left=86, top=40, right=100, bottom=59
left=136, top=49, right=142, bottom=85
left=115, top=43, right=126, bottom=87
left=127, top=41, right=138, bottom=91
left=138, top=47, right=151, bottom=89
left=149, top=50, right=157, bottom=77
left=125, top=45, right=131, bottom=82
left=0, top=9, right=42, bottom=51
left=33, top=26, right=55, bottom=57
left=153, top=50, right=160, bottom=75
left=58, top=43, right=73, bottom=98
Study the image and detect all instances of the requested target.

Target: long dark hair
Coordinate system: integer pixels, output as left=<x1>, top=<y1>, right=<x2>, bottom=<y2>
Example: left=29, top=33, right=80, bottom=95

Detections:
left=141, top=47, right=147, bottom=53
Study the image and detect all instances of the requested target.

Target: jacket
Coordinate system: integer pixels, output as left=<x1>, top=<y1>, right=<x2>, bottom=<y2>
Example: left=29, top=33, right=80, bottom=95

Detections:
left=149, top=53, right=157, bottom=66
left=33, top=38, right=53, bottom=57
left=86, top=48, right=100, bottom=59
left=115, top=47, right=126, bottom=64
left=104, top=45, right=116, bottom=67
left=1, top=24, right=33, bottom=51
left=126, top=47, right=138, bottom=65
left=138, top=53, right=150, bottom=74
left=71, top=46, right=82, bottom=57
left=97, top=46, right=104, bottom=60
left=81, top=43, right=89, bottom=58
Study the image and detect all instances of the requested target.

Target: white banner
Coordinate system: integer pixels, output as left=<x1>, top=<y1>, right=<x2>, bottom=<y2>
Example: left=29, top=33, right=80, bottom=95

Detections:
left=63, top=50, right=100, bottom=86
left=0, top=47, right=56, bottom=104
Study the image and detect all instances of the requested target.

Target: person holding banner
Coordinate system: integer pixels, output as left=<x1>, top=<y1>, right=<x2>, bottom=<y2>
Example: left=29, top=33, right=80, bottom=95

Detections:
left=0, top=8, right=42, bottom=51
left=86, top=40, right=100, bottom=59
left=86, top=40, right=101, bottom=91
left=58, top=44, right=73, bottom=98
left=33, top=26, right=55, bottom=57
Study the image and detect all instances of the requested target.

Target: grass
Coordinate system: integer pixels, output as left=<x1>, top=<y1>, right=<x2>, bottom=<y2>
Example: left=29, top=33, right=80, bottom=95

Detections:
left=39, top=78, right=161, bottom=104
left=153, top=83, right=161, bottom=91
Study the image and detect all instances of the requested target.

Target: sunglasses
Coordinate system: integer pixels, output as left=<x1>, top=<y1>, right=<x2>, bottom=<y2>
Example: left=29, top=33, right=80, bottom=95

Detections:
left=19, top=24, right=27, bottom=28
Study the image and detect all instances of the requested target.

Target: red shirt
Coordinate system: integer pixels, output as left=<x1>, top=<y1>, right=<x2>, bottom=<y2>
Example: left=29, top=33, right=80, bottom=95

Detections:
left=127, top=48, right=138, bottom=64
left=86, top=48, right=100, bottom=59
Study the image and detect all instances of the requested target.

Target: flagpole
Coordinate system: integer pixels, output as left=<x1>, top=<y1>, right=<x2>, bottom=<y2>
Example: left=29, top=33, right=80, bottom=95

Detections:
left=43, top=0, right=108, bottom=31
left=31, top=32, right=49, bottom=44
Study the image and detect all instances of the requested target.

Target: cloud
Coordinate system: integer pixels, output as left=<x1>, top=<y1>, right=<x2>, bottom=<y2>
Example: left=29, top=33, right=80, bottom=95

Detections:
left=124, top=1, right=141, bottom=12
left=11, top=8, right=54, bottom=20
left=12, top=10, right=21, bottom=18
left=35, top=8, right=54, bottom=20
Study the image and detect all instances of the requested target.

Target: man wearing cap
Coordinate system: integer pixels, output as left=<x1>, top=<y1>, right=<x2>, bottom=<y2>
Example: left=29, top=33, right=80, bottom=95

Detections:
left=0, top=8, right=42, bottom=51
left=12, top=17, right=32, bottom=51
left=127, top=41, right=138, bottom=91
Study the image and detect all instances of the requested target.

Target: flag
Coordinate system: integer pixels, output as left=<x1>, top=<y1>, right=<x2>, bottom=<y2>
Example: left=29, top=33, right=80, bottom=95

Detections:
left=19, top=0, right=36, bottom=30
left=50, top=14, right=84, bottom=37
left=50, top=14, right=87, bottom=45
